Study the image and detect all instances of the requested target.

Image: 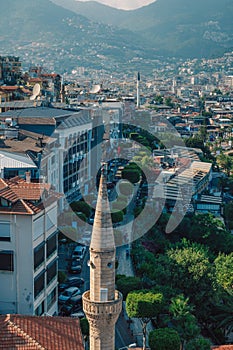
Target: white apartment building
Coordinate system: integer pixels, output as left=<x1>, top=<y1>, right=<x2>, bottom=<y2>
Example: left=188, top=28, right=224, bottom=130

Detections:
left=0, top=177, right=59, bottom=316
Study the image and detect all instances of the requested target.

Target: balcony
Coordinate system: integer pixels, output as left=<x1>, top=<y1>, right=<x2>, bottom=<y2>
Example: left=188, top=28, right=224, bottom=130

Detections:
left=82, top=290, right=122, bottom=317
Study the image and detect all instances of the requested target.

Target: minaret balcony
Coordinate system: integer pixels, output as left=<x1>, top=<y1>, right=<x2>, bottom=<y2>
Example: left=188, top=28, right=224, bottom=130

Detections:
left=82, top=290, right=122, bottom=319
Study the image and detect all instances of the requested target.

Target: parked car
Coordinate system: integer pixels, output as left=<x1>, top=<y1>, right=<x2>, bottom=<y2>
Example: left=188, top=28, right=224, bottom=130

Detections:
left=58, top=277, right=84, bottom=292
left=71, top=245, right=86, bottom=260
left=58, top=287, right=81, bottom=304
left=70, top=311, right=85, bottom=319
left=68, top=258, right=82, bottom=274
left=60, top=295, right=83, bottom=316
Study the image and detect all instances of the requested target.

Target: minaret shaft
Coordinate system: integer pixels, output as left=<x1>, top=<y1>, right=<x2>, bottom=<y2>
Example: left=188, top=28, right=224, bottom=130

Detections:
left=82, top=164, right=122, bottom=350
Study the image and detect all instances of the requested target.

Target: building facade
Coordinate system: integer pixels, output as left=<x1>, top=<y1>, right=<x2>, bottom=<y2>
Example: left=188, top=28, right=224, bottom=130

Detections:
left=0, top=177, right=59, bottom=316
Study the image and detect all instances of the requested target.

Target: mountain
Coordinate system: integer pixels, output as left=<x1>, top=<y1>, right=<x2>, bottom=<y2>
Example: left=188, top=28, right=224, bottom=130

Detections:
left=131, top=0, right=233, bottom=57
left=52, top=0, right=233, bottom=58
left=51, top=0, right=128, bottom=27
left=1, top=0, right=233, bottom=75
left=0, top=0, right=150, bottom=72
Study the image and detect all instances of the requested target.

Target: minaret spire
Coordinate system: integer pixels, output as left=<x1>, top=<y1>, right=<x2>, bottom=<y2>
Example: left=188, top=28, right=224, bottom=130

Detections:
left=90, top=163, right=115, bottom=251
left=82, top=162, right=122, bottom=350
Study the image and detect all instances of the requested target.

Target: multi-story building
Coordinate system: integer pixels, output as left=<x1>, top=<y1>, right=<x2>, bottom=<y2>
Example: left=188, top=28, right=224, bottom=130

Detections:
left=0, top=56, right=22, bottom=85
left=0, top=106, right=95, bottom=207
left=0, top=176, right=60, bottom=316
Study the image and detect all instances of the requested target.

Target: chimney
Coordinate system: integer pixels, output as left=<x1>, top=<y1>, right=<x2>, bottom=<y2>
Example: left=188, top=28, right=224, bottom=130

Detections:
left=38, top=136, right=44, bottom=148
left=25, top=171, right=31, bottom=183
left=4, top=314, right=10, bottom=323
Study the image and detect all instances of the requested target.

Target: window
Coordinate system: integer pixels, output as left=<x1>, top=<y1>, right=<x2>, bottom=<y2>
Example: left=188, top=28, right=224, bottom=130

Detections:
left=34, top=270, right=45, bottom=298
left=46, top=233, right=57, bottom=259
left=47, top=287, right=56, bottom=310
left=34, top=243, right=45, bottom=270
left=0, top=198, right=10, bottom=207
left=47, top=260, right=57, bottom=285
left=0, top=251, right=14, bottom=271
left=35, top=301, right=44, bottom=316
left=0, top=221, right=10, bottom=241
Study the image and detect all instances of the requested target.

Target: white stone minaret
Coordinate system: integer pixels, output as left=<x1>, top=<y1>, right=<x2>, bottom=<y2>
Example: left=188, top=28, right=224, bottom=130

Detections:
left=82, top=163, right=122, bottom=350
left=136, top=71, right=140, bottom=108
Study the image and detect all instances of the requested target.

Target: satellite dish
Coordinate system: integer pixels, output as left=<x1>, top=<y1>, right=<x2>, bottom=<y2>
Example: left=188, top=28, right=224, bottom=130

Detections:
left=30, top=83, right=41, bottom=100
left=89, top=84, right=101, bottom=94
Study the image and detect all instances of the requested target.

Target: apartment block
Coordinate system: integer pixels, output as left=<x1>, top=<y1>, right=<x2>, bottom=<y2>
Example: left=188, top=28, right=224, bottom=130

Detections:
left=0, top=177, right=60, bottom=316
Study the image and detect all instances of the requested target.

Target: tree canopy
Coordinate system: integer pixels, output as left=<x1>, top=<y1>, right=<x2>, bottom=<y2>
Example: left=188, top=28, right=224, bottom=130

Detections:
left=149, top=328, right=181, bottom=350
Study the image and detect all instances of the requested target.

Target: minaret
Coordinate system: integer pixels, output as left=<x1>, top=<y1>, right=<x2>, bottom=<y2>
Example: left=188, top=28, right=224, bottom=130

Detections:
left=82, top=163, right=122, bottom=350
left=136, top=71, right=140, bottom=108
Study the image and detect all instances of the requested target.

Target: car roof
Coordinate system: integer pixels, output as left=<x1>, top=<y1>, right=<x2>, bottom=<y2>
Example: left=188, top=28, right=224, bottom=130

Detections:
left=73, top=245, right=85, bottom=252
left=70, top=295, right=82, bottom=301
left=67, top=276, right=83, bottom=281
left=65, top=287, right=79, bottom=292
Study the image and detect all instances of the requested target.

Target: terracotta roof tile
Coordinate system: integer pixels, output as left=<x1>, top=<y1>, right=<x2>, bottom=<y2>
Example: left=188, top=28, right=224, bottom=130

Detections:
left=0, top=86, right=19, bottom=91
left=28, top=78, right=42, bottom=82
left=0, top=314, right=84, bottom=350
left=0, top=187, right=19, bottom=202
left=212, top=346, right=233, bottom=350
left=0, top=178, right=9, bottom=190
left=0, top=178, right=59, bottom=215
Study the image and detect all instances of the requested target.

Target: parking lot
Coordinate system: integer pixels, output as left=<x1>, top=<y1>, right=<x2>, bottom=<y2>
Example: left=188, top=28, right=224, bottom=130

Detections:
left=58, top=241, right=90, bottom=317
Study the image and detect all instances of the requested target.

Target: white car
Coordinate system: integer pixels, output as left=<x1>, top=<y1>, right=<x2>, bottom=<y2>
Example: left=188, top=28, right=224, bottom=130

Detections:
left=58, top=287, right=81, bottom=304
left=70, top=311, right=85, bottom=318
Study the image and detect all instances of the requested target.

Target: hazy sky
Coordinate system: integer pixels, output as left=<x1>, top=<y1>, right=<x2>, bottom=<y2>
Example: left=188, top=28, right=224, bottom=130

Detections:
left=76, top=0, right=156, bottom=10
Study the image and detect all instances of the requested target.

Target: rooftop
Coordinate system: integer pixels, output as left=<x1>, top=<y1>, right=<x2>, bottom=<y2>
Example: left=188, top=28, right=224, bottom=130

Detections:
left=0, top=314, right=84, bottom=350
left=0, top=177, right=60, bottom=215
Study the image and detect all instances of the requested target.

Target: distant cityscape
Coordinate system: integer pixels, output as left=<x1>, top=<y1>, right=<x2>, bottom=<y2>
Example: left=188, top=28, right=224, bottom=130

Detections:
left=0, top=15, right=233, bottom=347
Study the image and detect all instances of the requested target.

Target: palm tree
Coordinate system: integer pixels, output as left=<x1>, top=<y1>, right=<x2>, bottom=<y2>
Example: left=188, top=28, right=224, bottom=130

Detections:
left=169, top=295, right=199, bottom=350
left=169, top=294, right=194, bottom=318
left=210, top=295, right=233, bottom=339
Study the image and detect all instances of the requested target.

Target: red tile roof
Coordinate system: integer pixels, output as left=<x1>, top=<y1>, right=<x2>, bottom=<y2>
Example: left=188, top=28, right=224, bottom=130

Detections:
left=0, top=86, right=19, bottom=91
left=28, top=78, right=42, bottom=82
left=0, top=178, right=60, bottom=215
left=212, top=346, right=233, bottom=350
left=0, top=178, right=9, bottom=190
left=0, top=314, right=84, bottom=350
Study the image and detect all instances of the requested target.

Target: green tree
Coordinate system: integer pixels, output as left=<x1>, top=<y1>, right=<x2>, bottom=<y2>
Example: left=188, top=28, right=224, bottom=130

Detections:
left=169, top=294, right=194, bottom=319
left=122, top=169, right=140, bottom=183
left=169, top=295, right=200, bottom=349
left=224, top=202, right=233, bottom=229
left=214, top=253, right=233, bottom=295
left=70, top=201, right=91, bottom=218
left=165, top=96, right=174, bottom=108
left=165, top=240, right=216, bottom=326
left=154, top=95, right=163, bottom=104
left=185, top=337, right=211, bottom=350
left=187, top=213, right=233, bottom=254
left=80, top=318, right=89, bottom=349
left=149, top=328, right=181, bottom=350
left=211, top=294, right=233, bottom=337
left=126, top=290, right=164, bottom=350
left=111, top=210, right=124, bottom=223
left=116, top=275, right=143, bottom=300
left=217, top=154, right=233, bottom=176
left=185, top=135, right=204, bottom=150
